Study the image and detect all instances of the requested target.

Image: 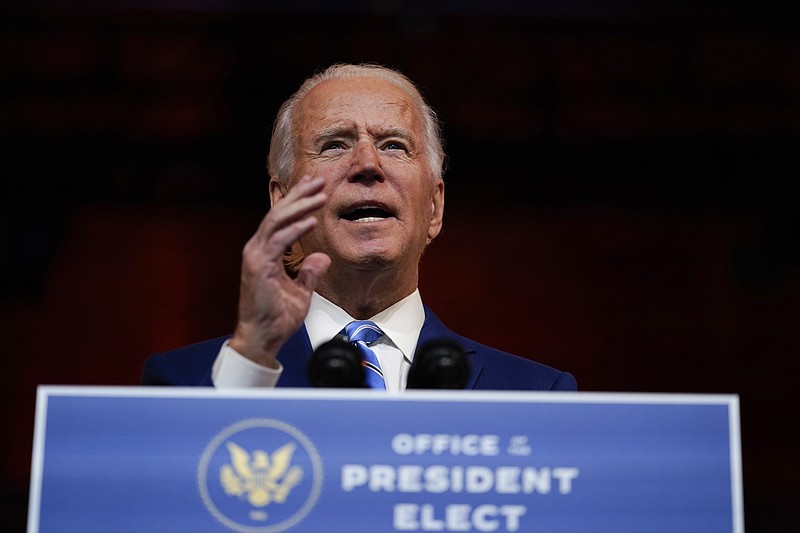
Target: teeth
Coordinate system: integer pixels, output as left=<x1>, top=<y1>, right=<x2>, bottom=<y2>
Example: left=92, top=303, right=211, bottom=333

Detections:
left=343, top=204, right=390, bottom=222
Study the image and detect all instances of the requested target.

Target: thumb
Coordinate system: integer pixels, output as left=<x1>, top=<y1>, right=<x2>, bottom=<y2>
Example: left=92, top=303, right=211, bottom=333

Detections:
left=295, top=252, right=331, bottom=292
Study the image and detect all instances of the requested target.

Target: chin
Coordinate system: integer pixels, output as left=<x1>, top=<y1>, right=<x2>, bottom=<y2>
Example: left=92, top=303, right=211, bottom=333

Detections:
left=336, top=245, right=400, bottom=271
left=345, top=253, right=396, bottom=271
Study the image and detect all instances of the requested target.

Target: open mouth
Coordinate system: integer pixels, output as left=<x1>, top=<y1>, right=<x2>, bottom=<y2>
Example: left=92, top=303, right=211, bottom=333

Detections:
left=341, top=205, right=393, bottom=223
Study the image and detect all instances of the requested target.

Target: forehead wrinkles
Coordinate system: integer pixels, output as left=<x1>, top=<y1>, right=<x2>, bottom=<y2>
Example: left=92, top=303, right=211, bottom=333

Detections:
left=294, top=79, right=424, bottom=143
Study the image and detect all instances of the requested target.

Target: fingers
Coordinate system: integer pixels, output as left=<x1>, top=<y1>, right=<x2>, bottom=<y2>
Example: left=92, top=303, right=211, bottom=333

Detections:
left=254, top=175, right=326, bottom=262
left=295, top=252, right=332, bottom=292
left=260, top=175, right=326, bottom=238
left=258, top=216, right=317, bottom=263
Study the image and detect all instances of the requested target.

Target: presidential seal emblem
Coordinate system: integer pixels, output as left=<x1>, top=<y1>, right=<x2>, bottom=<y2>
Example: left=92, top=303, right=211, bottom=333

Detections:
left=198, top=418, right=323, bottom=532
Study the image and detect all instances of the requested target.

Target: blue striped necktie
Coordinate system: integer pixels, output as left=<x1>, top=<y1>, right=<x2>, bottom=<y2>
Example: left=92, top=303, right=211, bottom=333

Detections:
left=344, top=321, right=386, bottom=390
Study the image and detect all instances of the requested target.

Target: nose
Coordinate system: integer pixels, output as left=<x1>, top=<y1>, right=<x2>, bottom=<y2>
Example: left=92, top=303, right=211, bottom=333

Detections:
left=348, top=140, right=383, bottom=183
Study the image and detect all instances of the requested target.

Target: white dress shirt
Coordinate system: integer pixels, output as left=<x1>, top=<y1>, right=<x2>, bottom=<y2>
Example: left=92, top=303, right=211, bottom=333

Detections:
left=212, top=290, right=425, bottom=393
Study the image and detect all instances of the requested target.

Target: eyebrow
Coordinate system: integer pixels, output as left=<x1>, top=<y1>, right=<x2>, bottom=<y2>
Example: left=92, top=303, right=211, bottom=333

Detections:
left=312, top=123, right=417, bottom=149
left=313, top=124, right=358, bottom=146
left=373, top=127, right=416, bottom=148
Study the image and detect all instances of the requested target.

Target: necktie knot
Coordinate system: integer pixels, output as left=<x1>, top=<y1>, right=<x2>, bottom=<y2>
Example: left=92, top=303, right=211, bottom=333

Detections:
left=343, top=321, right=385, bottom=389
left=344, top=321, right=384, bottom=345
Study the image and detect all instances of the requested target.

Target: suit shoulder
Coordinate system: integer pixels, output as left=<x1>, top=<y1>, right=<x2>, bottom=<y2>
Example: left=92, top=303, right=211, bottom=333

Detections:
left=420, top=307, right=576, bottom=391
left=460, top=336, right=577, bottom=391
left=141, top=335, right=229, bottom=386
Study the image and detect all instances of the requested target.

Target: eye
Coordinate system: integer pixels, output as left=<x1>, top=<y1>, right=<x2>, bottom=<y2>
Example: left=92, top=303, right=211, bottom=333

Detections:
left=321, top=140, right=347, bottom=152
left=382, top=140, right=408, bottom=152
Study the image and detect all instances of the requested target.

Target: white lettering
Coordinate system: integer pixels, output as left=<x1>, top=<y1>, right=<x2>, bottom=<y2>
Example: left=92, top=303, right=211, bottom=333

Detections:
left=553, top=467, right=579, bottom=494
left=393, top=504, right=528, bottom=532
left=420, top=504, right=445, bottom=531
left=432, top=434, right=450, bottom=455
left=522, top=467, right=551, bottom=494
left=472, top=504, right=499, bottom=532
left=461, top=434, right=479, bottom=455
left=394, top=503, right=418, bottom=530
left=340, top=464, right=367, bottom=491
left=393, top=434, right=414, bottom=455
left=465, top=466, right=494, bottom=493
left=342, top=464, right=578, bottom=495
left=451, top=466, right=464, bottom=493
left=424, top=465, right=449, bottom=493
left=495, top=467, right=521, bottom=494
left=370, top=465, right=395, bottom=492
left=482, top=435, right=500, bottom=456
left=391, top=434, right=501, bottom=456
left=445, top=504, right=471, bottom=531
left=416, top=434, right=432, bottom=454
left=499, top=505, right=526, bottom=531
left=398, top=465, right=423, bottom=492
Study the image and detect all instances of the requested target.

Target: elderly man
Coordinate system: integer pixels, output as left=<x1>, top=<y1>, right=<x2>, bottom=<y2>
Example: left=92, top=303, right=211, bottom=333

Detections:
left=142, top=63, right=576, bottom=391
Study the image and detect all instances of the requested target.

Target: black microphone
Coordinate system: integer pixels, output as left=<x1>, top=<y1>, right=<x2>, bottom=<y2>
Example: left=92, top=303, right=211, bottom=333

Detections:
left=407, top=339, right=470, bottom=389
left=308, top=336, right=366, bottom=388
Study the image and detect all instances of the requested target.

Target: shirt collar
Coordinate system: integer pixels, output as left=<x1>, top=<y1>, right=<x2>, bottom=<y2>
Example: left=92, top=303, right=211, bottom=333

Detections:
left=305, top=289, right=425, bottom=362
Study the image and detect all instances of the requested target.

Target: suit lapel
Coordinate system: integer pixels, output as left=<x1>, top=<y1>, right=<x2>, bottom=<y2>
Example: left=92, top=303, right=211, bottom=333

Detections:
left=275, top=325, right=314, bottom=387
left=275, top=308, right=485, bottom=389
left=419, top=307, right=483, bottom=390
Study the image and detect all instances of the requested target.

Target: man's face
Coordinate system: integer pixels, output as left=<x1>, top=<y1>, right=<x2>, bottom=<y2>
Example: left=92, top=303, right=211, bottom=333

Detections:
left=272, top=76, right=444, bottom=276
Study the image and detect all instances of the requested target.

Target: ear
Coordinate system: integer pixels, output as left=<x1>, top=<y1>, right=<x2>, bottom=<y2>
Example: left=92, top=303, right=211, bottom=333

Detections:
left=426, top=178, right=445, bottom=244
left=269, top=178, right=288, bottom=208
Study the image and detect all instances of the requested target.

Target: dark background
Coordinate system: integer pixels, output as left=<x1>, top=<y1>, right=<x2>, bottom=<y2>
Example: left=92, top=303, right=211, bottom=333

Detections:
left=1, top=1, right=798, bottom=530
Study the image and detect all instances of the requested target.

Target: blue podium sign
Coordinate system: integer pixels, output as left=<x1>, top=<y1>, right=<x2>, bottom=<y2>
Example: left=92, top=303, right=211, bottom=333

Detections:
left=28, top=387, right=743, bottom=533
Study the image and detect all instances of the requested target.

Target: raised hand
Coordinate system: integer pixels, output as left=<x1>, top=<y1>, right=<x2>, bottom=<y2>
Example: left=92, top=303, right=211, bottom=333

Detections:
left=229, top=175, right=331, bottom=367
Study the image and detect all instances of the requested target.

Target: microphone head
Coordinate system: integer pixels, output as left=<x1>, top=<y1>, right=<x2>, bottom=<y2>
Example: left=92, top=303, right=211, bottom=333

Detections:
left=308, top=336, right=365, bottom=388
left=407, top=338, right=470, bottom=389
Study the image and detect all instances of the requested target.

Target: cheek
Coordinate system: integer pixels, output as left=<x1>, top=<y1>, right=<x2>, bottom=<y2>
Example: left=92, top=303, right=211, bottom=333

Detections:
left=316, top=164, right=353, bottom=194
left=411, top=202, right=434, bottom=234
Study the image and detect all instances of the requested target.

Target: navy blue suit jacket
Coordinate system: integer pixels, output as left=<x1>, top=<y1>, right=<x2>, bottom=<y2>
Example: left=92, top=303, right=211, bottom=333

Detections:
left=141, top=307, right=577, bottom=391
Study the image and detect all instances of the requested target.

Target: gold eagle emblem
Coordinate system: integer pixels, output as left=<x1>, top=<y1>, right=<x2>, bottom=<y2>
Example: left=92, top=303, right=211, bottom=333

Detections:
left=219, top=441, right=303, bottom=508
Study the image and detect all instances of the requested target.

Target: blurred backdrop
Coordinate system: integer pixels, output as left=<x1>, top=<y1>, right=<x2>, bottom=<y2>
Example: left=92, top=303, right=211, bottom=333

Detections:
left=1, top=1, right=798, bottom=530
